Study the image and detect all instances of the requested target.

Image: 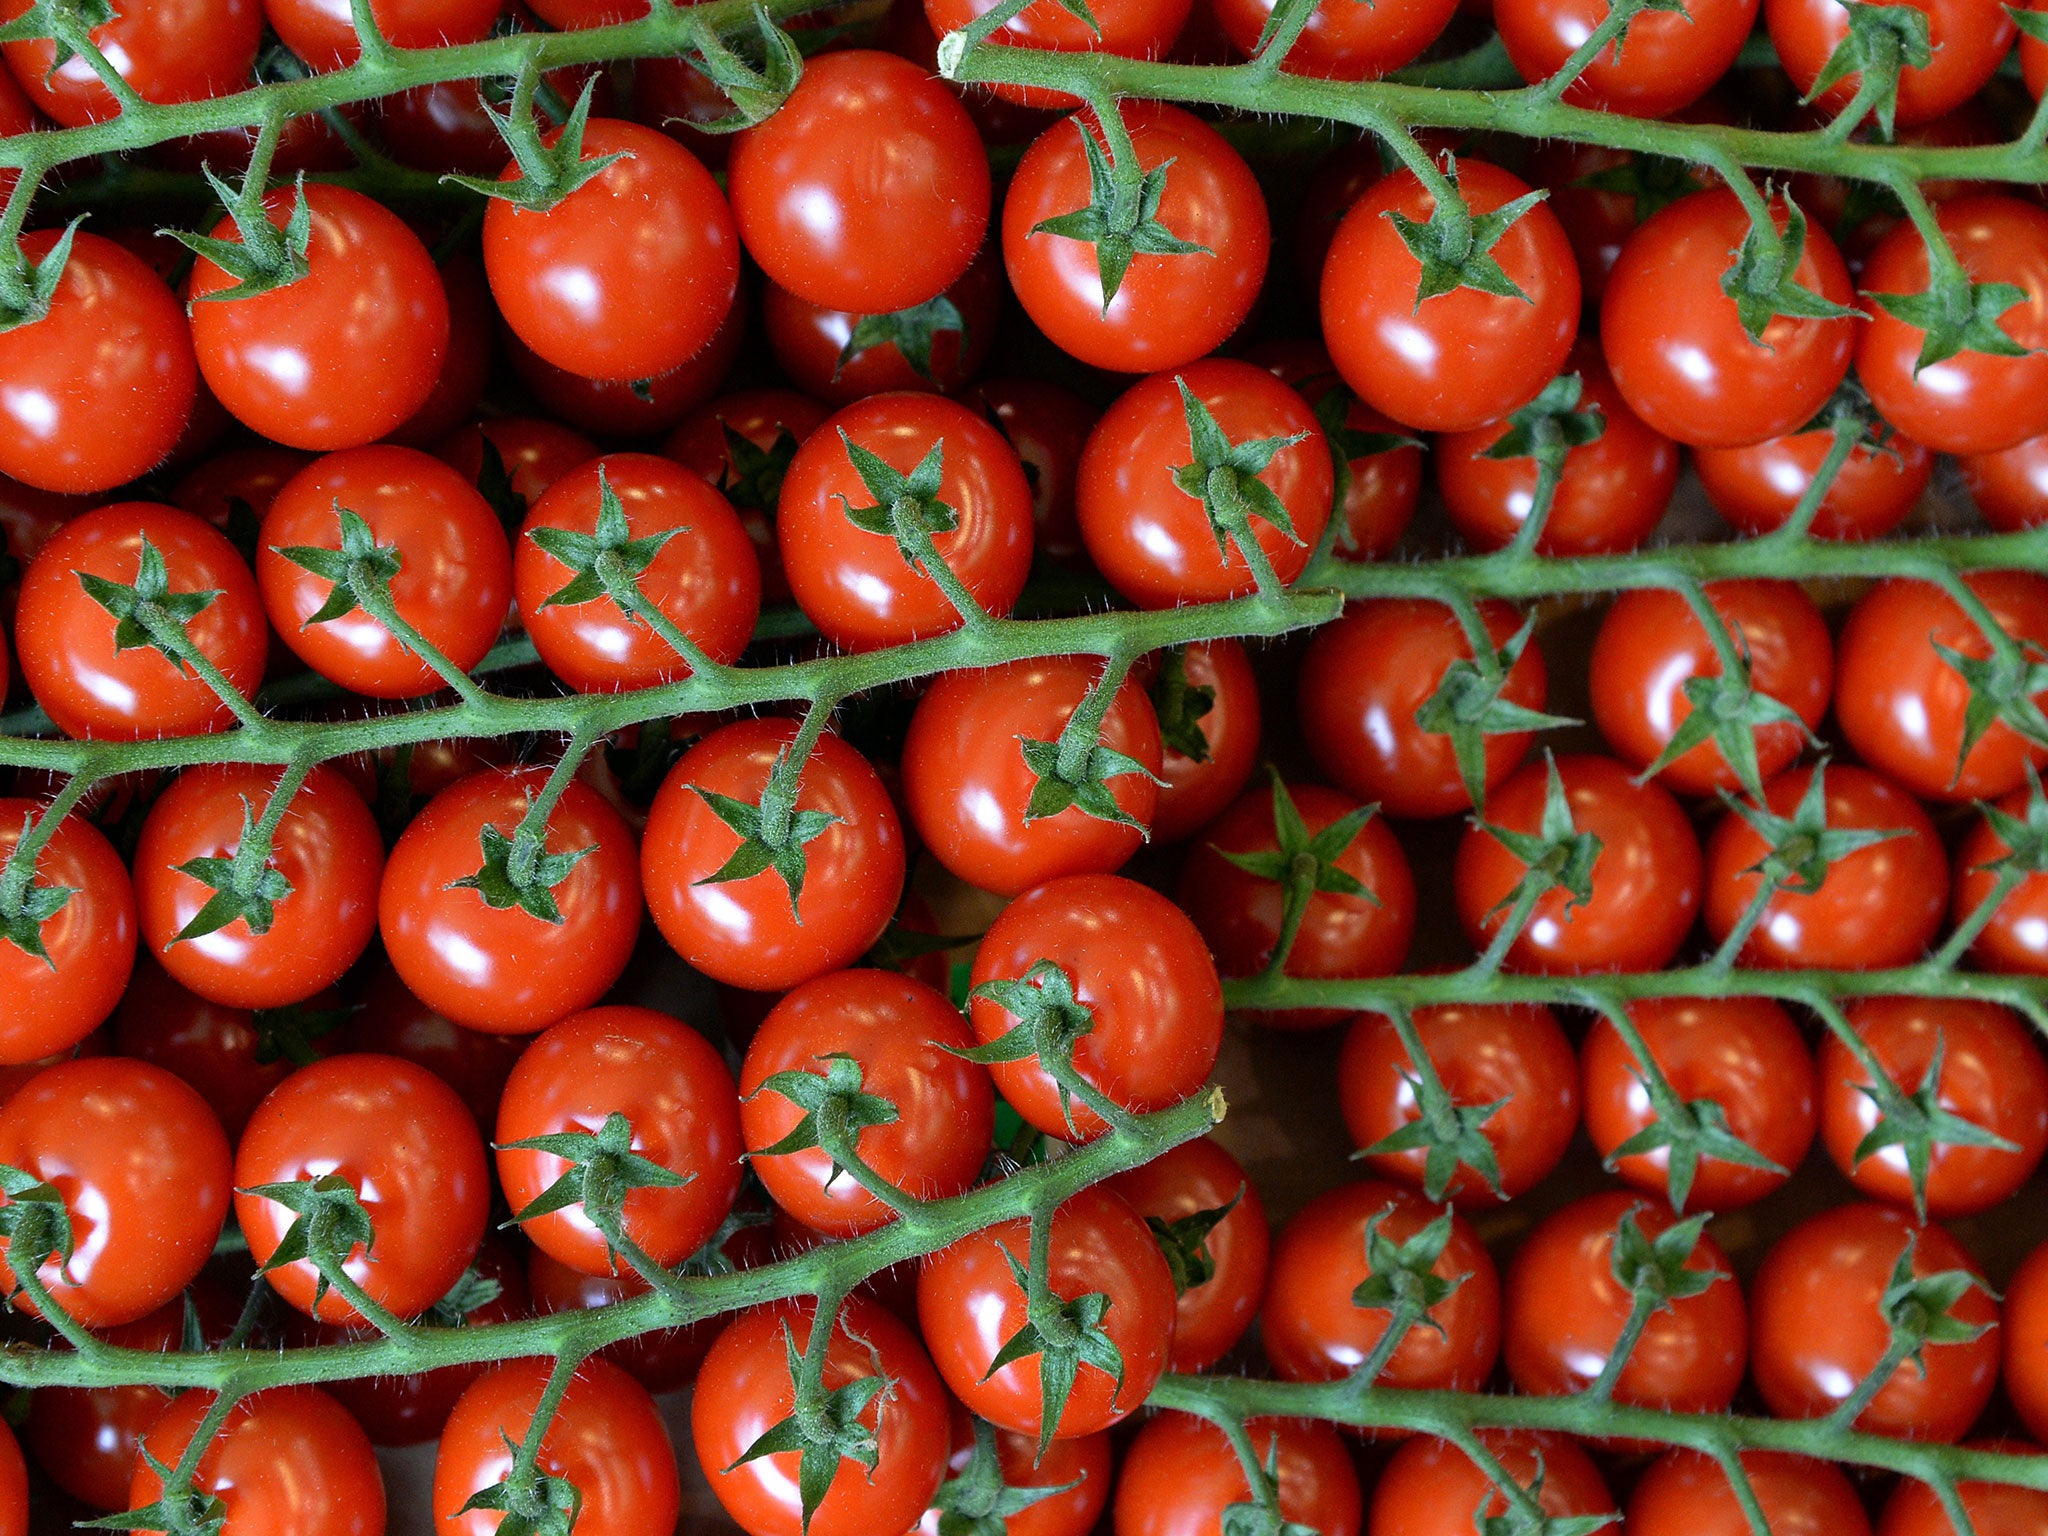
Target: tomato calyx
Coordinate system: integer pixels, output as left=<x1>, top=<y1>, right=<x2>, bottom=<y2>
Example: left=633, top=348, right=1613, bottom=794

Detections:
left=1171, top=379, right=1311, bottom=595
left=832, top=428, right=990, bottom=625
left=1149, top=645, right=1217, bottom=763
left=241, top=1172, right=380, bottom=1319
left=1469, top=1461, right=1612, bottom=1536
left=1475, top=753, right=1600, bottom=934
left=1219, top=770, right=1384, bottom=975
left=166, top=793, right=298, bottom=945
left=1638, top=625, right=1818, bottom=803
left=836, top=294, right=969, bottom=385
left=444, top=70, right=624, bottom=213
left=454, top=1454, right=584, bottom=1536
left=1572, top=153, right=1703, bottom=226
left=1587, top=1206, right=1723, bottom=1399
left=677, top=7, right=804, bottom=134
left=526, top=467, right=700, bottom=654
left=0, top=809, right=74, bottom=965
left=426, top=1263, right=506, bottom=1329
left=84, top=1446, right=228, bottom=1536
left=1218, top=1439, right=1320, bottom=1536
left=501, top=1110, right=694, bottom=1270
left=1872, top=272, right=2037, bottom=375
left=0, top=1162, right=76, bottom=1292
left=730, top=1314, right=890, bottom=1534
left=0, top=215, right=78, bottom=331
left=1354, top=1009, right=1509, bottom=1203
left=247, top=998, right=351, bottom=1067
left=1972, top=767, right=2048, bottom=887
left=175, top=169, right=314, bottom=303
left=928, top=1415, right=1086, bottom=1536
left=715, top=421, right=803, bottom=518
left=1386, top=164, right=1549, bottom=305
left=963, top=959, right=1126, bottom=1136
left=1719, top=197, right=1862, bottom=342
left=1803, top=1, right=1932, bottom=139
left=1019, top=661, right=1163, bottom=830
left=747, top=1053, right=909, bottom=1202
left=1929, top=631, right=2048, bottom=780
left=1827, top=1233, right=1999, bottom=1430
left=689, top=744, right=844, bottom=911
left=449, top=820, right=594, bottom=925
left=988, top=1238, right=1126, bottom=1459
left=75, top=534, right=223, bottom=667
left=1029, top=116, right=1210, bottom=311
left=1144, top=1188, right=1242, bottom=1296
left=1415, top=611, right=1574, bottom=812
left=0, top=0, right=112, bottom=76
left=1349, top=1209, right=1468, bottom=1381
left=1845, top=1027, right=2020, bottom=1219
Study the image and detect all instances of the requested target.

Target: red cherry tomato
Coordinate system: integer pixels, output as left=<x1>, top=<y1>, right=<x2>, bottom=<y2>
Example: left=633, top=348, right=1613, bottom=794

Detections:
left=1880, top=1440, right=2048, bottom=1536
left=435, top=415, right=599, bottom=520
left=0, top=798, right=135, bottom=1065
left=501, top=286, right=745, bottom=436
left=112, top=960, right=306, bottom=1138
left=0, top=0, right=259, bottom=126
left=1696, top=427, right=1934, bottom=540
left=339, top=961, right=528, bottom=1131
left=1496, top=0, right=1755, bottom=115
left=1211, top=0, right=1454, bottom=76
left=1370, top=1432, right=1616, bottom=1536
left=2007, top=1242, right=2048, bottom=1443
left=967, top=378, right=1097, bottom=568
left=1108, top=1136, right=1269, bottom=1372
left=387, top=250, right=495, bottom=448
left=1116, top=1413, right=1361, bottom=1536
left=264, top=0, right=502, bottom=70
left=915, top=1410, right=1110, bottom=1536
left=1142, top=638, right=1262, bottom=842
left=172, top=445, right=314, bottom=534
left=1954, top=787, right=2048, bottom=975
left=1961, top=434, right=2048, bottom=531
left=1631, top=1450, right=1872, bottom=1536
left=1769, top=0, right=2013, bottom=129
left=132, top=1388, right=382, bottom=1536
left=663, top=387, right=829, bottom=605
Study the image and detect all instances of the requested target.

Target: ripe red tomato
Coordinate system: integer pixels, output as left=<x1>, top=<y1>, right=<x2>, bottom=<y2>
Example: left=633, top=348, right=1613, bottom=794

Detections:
left=437, top=1358, right=679, bottom=1536
left=1004, top=103, right=1268, bottom=373
left=340, top=961, right=526, bottom=1130
left=695, top=1297, right=947, bottom=1536
left=969, top=378, right=1097, bottom=568
left=264, top=0, right=503, bottom=69
left=526, top=0, right=644, bottom=22
left=112, top=961, right=309, bottom=1139
left=1954, top=788, right=2048, bottom=974
left=903, top=656, right=1163, bottom=896
left=1211, top=0, right=1454, bottom=76
left=740, top=969, right=992, bottom=1234
left=663, top=386, right=828, bottom=599
left=643, top=718, right=904, bottom=991
left=172, top=445, right=314, bottom=534
left=1454, top=754, right=1702, bottom=974
left=1704, top=762, right=1948, bottom=969
left=515, top=453, right=759, bottom=693
left=1322, top=160, right=1578, bottom=433
left=1116, top=1414, right=1361, bottom=1536
left=484, top=118, right=736, bottom=384
left=133, top=762, right=381, bottom=1011
left=730, top=51, right=988, bottom=315
left=1437, top=348, right=1677, bottom=556
left=1630, top=1450, right=1872, bottom=1536
left=2008, top=1242, right=2048, bottom=1443
left=1340, top=1001, right=1578, bottom=1206
left=1108, top=1136, right=1269, bottom=1371
left=1602, top=188, right=1855, bottom=448
left=132, top=1387, right=382, bottom=1536
left=917, top=1186, right=1176, bottom=1441
left=1177, top=780, right=1416, bottom=1028
left=1496, top=0, right=1755, bottom=115
left=1299, top=598, right=1548, bottom=820
left=236, top=1053, right=487, bottom=1324
left=1589, top=579, right=1833, bottom=797
left=777, top=393, right=1033, bottom=650
left=386, top=250, right=494, bottom=449
left=1769, top=0, right=2013, bottom=129
left=1142, top=638, right=1262, bottom=842
left=1820, top=997, right=2048, bottom=1217
left=188, top=183, right=449, bottom=450
left=0, top=231, right=197, bottom=495
left=14, top=502, right=268, bottom=741
left=1838, top=572, right=2048, bottom=803
left=1371, top=1431, right=1616, bottom=1535
left=916, top=1410, right=1111, bottom=1536
left=925, top=0, right=1191, bottom=106
left=1880, top=1441, right=2048, bottom=1536
left=380, top=767, right=642, bottom=1033
left=1583, top=996, right=1816, bottom=1211
left=0, top=1058, right=229, bottom=1328
left=1260, top=1179, right=1499, bottom=1390
left=0, top=798, right=135, bottom=1065
left=0, top=0, right=259, bottom=126
left=1696, top=427, right=1934, bottom=540
left=435, top=414, right=598, bottom=515
left=1857, top=195, right=2048, bottom=454
left=1961, top=434, right=2048, bottom=531
left=1076, top=359, right=1332, bottom=608
left=497, top=1005, right=743, bottom=1271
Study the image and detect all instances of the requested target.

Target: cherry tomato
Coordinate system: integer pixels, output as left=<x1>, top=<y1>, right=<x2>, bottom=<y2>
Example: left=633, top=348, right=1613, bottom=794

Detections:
left=2007, top=1242, right=2048, bottom=1443
left=0, top=0, right=259, bottom=126
left=435, top=415, right=599, bottom=521
left=925, top=0, right=1191, bottom=107
left=1004, top=103, right=1268, bottom=373
left=778, top=393, right=1034, bottom=650
left=236, top=1052, right=488, bottom=1324
left=0, top=798, right=135, bottom=1065
left=730, top=50, right=989, bottom=315
left=188, top=183, right=449, bottom=450
left=1108, top=1136, right=1267, bottom=1372
left=1077, top=359, right=1333, bottom=608
left=1961, top=434, right=2048, bottom=532
left=1373, top=1431, right=1615, bottom=1534
left=264, top=0, right=502, bottom=69
left=1497, top=0, right=1754, bottom=115
left=1704, top=762, right=1948, bottom=970
left=1696, top=427, right=1934, bottom=540
left=1588, top=579, right=1833, bottom=797
left=918, top=1185, right=1176, bottom=1441
left=1769, top=0, right=2013, bottom=129
left=1630, top=1450, right=1872, bottom=1536
left=112, top=960, right=316, bottom=1139
left=694, top=1296, right=948, bottom=1536
left=663, top=388, right=830, bottom=605
left=1881, top=1440, right=2048, bottom=1536
left=1583, top=996, right=1816, bottom=1211
left=1340, top=1001, right=1578, bottom=1206
left=172, top=446, right=314, bottom=535
left=916, top=1410, right=1111, bottom=1536
left=132, top=1387, right=382, bottom=1536
left=1143, top=638, right=1262, bottom=842
left=1116, top=1413, right=1361, bottom=1536
left=1454, top=754, right=1702, bottom=974
left=1820, top=997, right=2048, bottom=1218
left=903, top=655, right=1163, bottom=896
left=0, top=231, right=197, bottom=495
left=643, top=717, right=905, bottom=991
left=1602, top=187, right=1855, bottom=448
left=1954, top=788, right=2048, bottom=975
left=1211, top=0, right=1454, bottom=77
left=340, top=960, right=526, bottom=1129
left=380, top=766, right=642, bottom=1033
left=1526, top=136, right=1710, bottom=309
left=387, top=250, right=494, bottom=449
left=0, top=1058, right=229, bottom=1328
left=1322, top=159, right=1578, bottom=433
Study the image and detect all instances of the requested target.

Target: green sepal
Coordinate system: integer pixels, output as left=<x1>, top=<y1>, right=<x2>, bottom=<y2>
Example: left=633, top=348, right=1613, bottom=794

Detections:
left=426, top=1265, right=505, bottom=1329
left=1878, top=1233, right=1997, bottom=1377
left=454, top=1438, right=585, bottom=1536
left=689, top=773, right=841, bottom=914
left=1357, top=1081, right=1507, bottom=1204
left=1350, top=1209, right=1466, bottom=1340
left=837, top=294, right=966, bottom=385
left=500, top=1111, right=691, bottom=1264
left=79, top=1447, right=227, bottom=1536
left=1030, top=120, right=1209, bottom=312
left=0, top=1162, right=75, bottom=1288
left=715, top=421, right=803, bottom=518
left=1146, top=1188, right=1243, bottom=1296
left=833, top=431, right=963, bottom=576
left=1571, top=151, right=1703, bottom=224
left=248, top=999, right=354, bottom=1069
left=1218, top=1437, right=1322, bottom=1536
left=1480, top=373, right=1605, bottom=462
left=929, top=1416, right=1088, bottom=1536
left=960, top=959, right=1097, bottom=1135
left=75, top=533, right=221, bottom=666
left=1017, top=735, right=1163, bottom=832
left=171, top=172, right=313, bottom=302
left=526, top=467, right=682, bottom=612
left=1609, top=1205, right=1722, bottom=1312
left=1634, top=622, right=1818, bottom=804
left=1803, top=0, right=1933, bottom=139
left=1218, top=767, right=1383, bottom=907
left=1150, top=646, right=1217, bottom=764
left=1413, top=613, right=1577, bottom=814
left=1476, top=752, right=1603, bottom=919
left=985, top=1244, right=1125, bottom=1463
left=446, top=822, right=594, bottom=926
left=1603, top=1092, right=1784, bottom=1214
left=272, top=505, right=403, bottom=630
left=1973, top=764, right=2048, bottom=878
left=1472, top=1457, right=1616, bottom=1536
left=1171, top=378, right=1310, bottom=559
left=0, top=215, right=82, bottom=332
left=1723, top=757, right=1902, bottom=898
left=1872, top=280, right=2038, bottom=375
left=1931, top=636, right=2048, bottom=781
left=442, top=72, right=626, bottom=211
left=728, top=1318, right=888, bottom=1536
left=0, top=813, right=74, bottom=967
left=167, top=798, right=296, bottom=944
left=745, top=1054, right=901, bottom=1188
left=240, top=1171, right=376, bottom=1315
left=678, top=5, right=805, bottom=134
left=1848, top=1028, right=2021, bottom=1221
left=1385, top=170, right=1549, bottom=305
left=1718, top=198, right=1860, bottom=343
left=472, top=434, right=528, bottom=534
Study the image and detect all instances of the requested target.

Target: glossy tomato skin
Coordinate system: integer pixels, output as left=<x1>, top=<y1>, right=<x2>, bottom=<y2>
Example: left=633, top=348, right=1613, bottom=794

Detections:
left=1504, top=1192, right=1747, bottom=1412
left=1260, top=1180, right=1499, bottom=1391
left=1602, top=188, right=1855, bottom=448
left=1438, top=348, right=1677, bottom=556
left=2008, top=1243, right=2048, bottom=1443
left=1961, top=434, right=2048, bottom=531
left=0, top=0, right=259, bottom=126
left=1322, top=160, right=1578, bottom=433
left=1371, top=1431, right=1616, bottom=1535
left=1177, top=781, right=1415, bottom=1028
left=112, top=961, right=306, bottom=1139
left=918, top=1186, right=1176, bottom=1441
left=485, top=118, right=737, bottom=383
left=502, top=284, right=746, bottom=437
left=0, top=231, right=197, bottom=495
left=1116, top=1414, right=1361, bottom=1536
left=1146, top=637, right=1262, bottom=842
left=1589, top=579, right=1833, bottom=796
left=730, top=51, right=988, bottom=315
left=1246, top=340, right=1422, bottom=559
left=643, top=718, right=904, bottom=991
left=1077, top=360, right=1332, bottom=607
left=380, top=767, right=642, bottom=1033
left=436, top=1358, right=679, bottom=1536
left=236, top=1053, right=487, bottom=1324
left=1954, top=789, right=2048, bottom=975
left=133, top=762, right=382, bottom=1011
left=516, top=453, right=760, bottom=692
left=15, top=503, right=268, bottom=741
left=0, top=1059, right=230, bottom=1328
left=1004, top=103, right=1268, bottom=373
left=188, top=183, right=449, bottom=450
left=1454, top=754, right=1702, bottom=974
left=740, top=970, right=992, bottom=1234
left=1497, top=0, right=1755, bottom=115
left=172, top=445, right=314, bottom=532
left=969, top=873, right=1223, bottom=1140
left=1820, top=997, right=2048, bottom=1218
left=1108, top=1136, right=1269, bottom=1371
left=1211, top=0, right=1455, bottom=78
left=258, top=444, right=511, bottom=699
left=1583, top=997, right=1816, bottom=1210
left=498, top=1005, right=744, bottom=1271
left=1696, top=427, right=1934, bottom=540
left=1837, top=573, right=2048, bottom=802
left=1631, top=1450, right=1872, bottom=1536
left=435, top=414, right=598, bottom=519
left=1769, top=0, right=2012, bottom=129
left=1754, top=1203, right=1999, bottom=1440
left=916, top=1411, right=1111, bottom=1536
left=1340, top=1001, right=1578, bottom=1206
left=264, top=0, right=503, bottom=68
left=903, top=656, right=1163, bottom=896
left=1704, top=763, right=1948, bottom=970
left=696, top=1298, right=948, bottom=1536
left=133, top=1388, right=383, bottom=1536
left=1299, top=598, right=1547, bottom=820
left=778, top=393, right=1033, bottom=649
left=0, top=799, right=135, bottom=1064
